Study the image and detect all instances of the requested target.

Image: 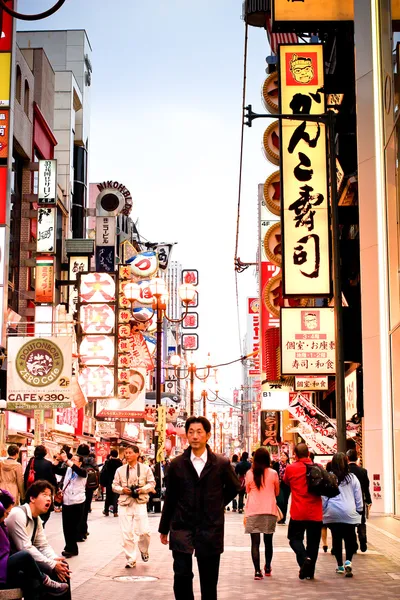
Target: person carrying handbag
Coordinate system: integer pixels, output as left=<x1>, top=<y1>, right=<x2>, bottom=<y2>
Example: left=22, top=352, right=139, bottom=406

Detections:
left=244, top=447, right=280, bottom=580
left=53, top=452, right=87, bottom=558
left=112, top=445, right=155, bottom=569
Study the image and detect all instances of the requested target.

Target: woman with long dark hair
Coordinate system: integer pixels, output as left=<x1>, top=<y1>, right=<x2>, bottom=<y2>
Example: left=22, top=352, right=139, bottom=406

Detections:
left=244, top=447, right=279, bottom=580
left=323, top=452, right=363, bottom=577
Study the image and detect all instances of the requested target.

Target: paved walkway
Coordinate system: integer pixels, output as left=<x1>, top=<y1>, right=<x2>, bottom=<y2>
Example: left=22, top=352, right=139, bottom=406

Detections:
left=43, top=501, right=400, bottom=599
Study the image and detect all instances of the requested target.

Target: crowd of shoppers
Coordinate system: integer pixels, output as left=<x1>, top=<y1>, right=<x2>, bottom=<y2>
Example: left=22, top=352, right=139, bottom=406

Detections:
left=0, top=426, right=373, bottom=599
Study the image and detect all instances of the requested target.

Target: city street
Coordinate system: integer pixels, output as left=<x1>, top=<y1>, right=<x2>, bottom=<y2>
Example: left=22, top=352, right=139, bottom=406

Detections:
left=43, top=500, right=400, bottom=599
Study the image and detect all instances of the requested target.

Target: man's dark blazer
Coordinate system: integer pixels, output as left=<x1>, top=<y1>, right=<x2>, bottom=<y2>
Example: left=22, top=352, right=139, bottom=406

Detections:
left=159, top=445, right=241, bottom=556
left=349, top=462, right=372, bottom=505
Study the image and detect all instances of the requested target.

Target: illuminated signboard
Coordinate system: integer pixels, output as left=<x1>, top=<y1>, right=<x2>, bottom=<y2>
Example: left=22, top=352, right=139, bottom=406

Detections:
left=37, top=207, right=56, bottom=253
left=0, top=54, right=11, bottom=107
left=247, top=298, right=260, bottom=377
left=281, top=307, right=335, bottom=375
left=273, top=0, right=353, bottom=23
left=35, top=256, right=55, bottom=304
left=279, top=44, right=330, bottom=296
left=0, top=110, right=9, bottom=159
left=273, top=1, right=400, bottom=25
left=295, top=375, right=329, bottom=391
left=182, top=334, right=199, bottom=351
left=129, top=251, right=158, bottom=278
left=182, top=312, right=199, bottom=329
left=182, top=269, right=198, bottom=286
left=7, top=336, right=72, bottom=409
left=345, top=369, right=357, bottom=421
left=38, top=160, right=57, bottom=204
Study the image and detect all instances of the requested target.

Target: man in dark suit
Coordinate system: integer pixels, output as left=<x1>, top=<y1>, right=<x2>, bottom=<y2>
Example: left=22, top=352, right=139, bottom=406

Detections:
left=347, top=449, right=372, bottom=552
left=159, top=416, right=241, bottom=600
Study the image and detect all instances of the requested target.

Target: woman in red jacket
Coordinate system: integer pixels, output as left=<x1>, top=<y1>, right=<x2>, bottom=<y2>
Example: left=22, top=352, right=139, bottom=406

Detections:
left=244, top=448, right=280, bottom=580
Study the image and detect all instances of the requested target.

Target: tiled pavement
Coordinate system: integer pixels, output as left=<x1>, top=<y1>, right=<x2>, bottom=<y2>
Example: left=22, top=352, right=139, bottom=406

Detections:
left=44, top=501, right=400, bottom=599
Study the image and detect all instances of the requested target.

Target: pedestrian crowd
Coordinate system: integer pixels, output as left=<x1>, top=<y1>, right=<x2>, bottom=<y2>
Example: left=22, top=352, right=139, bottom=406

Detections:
left=0, top=421, right=372, bottom=600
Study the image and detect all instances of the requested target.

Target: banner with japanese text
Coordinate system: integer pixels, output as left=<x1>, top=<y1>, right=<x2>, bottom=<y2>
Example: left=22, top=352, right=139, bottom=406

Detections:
left=279, top=44, right=330, bottom=296
left=7, top=336, right=72, bottom=409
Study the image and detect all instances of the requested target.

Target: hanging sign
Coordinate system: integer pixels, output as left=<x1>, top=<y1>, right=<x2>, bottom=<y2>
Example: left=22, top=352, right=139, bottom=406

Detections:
left=0, top=54, right=11, bottom=107
left=80, top=303, right=115, bottom=334
left=68, top=256, right=89, bottom=315
left=37, top=207, right=56, bottom=253
left=95, top=217, right=116, bottom=247
left=182, top=334, right=199, bottom=351
left=279, top=44, right=330, bottom=296
left=295, top=375, right=329, bottom=391
left=129, top=251, right=158, bottom=278
left=38, top=160, right=57, bottom=204
left=281, top=307, right=335, bottom=375
left=35, top=256, right=55, bottom=303
left=182, top=312, right=199, bottom=329
left=0, top=4, right=13, bottom=52
left=95, top=246, right=115, bottom=272
left=0, top=110, right=9, bottom=159
left=247, top=298, right=260, bottom=377
left=273, top=0, right=353, bottom=25
left=78, top=366, right=114, bottom=398
left=182, top=269, right=199, bottom=286
left=156, top=244, right=173, bottom=270
left=96, top=366, right=147, bottom=422
left=79, top=272, right=116, bottom=303
left=7, top=336, right=72, bottom=409
left=288, top=392, right=337, bottom=453
left=345, top=369, right=358, bottom=421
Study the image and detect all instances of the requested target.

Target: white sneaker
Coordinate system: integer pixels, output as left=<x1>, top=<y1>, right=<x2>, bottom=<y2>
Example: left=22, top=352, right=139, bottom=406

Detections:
left=125, top=561, right=136, bottom=569
left=344, top=560, right=353, bottom=578
left=42, top=575, right=69, bottom=596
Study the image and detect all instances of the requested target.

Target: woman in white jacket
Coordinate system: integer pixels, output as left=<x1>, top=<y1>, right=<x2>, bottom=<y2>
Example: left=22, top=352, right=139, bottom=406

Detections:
left=54, top=452, right=87, bottom=558
left=322, top=452, right=363, bottom=578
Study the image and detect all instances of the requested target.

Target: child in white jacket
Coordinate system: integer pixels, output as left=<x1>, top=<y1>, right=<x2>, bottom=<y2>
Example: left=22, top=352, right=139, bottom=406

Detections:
left=322, top=452, right=363, bottom=578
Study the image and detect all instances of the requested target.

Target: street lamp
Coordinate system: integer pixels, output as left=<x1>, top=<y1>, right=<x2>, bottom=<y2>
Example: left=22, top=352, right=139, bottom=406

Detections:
left=123, top=279, right=197, bottom=468
left=0, top=0, right=66, bottom=20
left=0, top=399, right=7, bottom=457
left=169, top=353, right=212, bottom=416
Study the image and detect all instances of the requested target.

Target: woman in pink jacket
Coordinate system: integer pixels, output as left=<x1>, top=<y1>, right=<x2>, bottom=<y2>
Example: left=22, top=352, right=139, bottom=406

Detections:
left=244, top=447, right=280, bottom=580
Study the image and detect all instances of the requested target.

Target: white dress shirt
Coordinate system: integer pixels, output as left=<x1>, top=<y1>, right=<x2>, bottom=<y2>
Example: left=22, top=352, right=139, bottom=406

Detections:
left=191, top=448, right=208, bottom=477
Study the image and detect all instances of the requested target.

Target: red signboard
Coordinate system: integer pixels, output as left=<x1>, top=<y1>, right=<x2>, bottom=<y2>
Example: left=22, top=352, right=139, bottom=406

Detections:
left=0, top=110, right=9, bottom=159
left=0, top=3, right=13, bottom=52
left=35, top=257, right=55, bottom=303
left=0, top=167, right=6, bottom=223
left=260, top=262, right=280, bottom=372
left=182, top=334, right=199, bottom=351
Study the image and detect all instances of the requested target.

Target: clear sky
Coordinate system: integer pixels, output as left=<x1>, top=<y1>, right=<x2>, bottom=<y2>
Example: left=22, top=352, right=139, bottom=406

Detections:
left=19, top=0, right=274, bottom=402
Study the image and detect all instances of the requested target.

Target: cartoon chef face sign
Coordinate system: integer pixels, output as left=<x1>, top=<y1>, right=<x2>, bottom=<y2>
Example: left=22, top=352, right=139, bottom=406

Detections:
left=289, top=54, right=314, bottom=84
left=301, top=311, right=320, bottom=331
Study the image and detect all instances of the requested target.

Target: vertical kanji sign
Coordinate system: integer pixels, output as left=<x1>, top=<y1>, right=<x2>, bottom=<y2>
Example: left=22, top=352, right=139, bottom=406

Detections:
left=279, top=45, right=330, bottom=296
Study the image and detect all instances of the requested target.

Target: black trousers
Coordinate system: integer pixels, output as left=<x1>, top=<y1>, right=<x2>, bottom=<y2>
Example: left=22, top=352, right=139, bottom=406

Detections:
left=328, top=523, right=358, bottom=566
left=104, top=484, right=118, bottom=514
left=288, top=519, right=322, bottom=576
left=78, top=488, right=94, bottom=537
left=62, top=502, right=85, bottom=554
left=238, top=489, right=246, bottom=511
left=277, top=482, right=291, bottom=522
left=357, top=507, right=367, bottom=548
left=172, top=551, right=221, bottom=600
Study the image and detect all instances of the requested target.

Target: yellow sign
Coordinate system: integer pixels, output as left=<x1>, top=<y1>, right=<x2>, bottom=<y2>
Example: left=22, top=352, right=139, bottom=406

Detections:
left=0, top=54, right=11, bottom=107
left=156, top=405, right=167, bottom=462
left=279, top=44, right=330, bottom=296
left=274, top=1, right=400, bottom=22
